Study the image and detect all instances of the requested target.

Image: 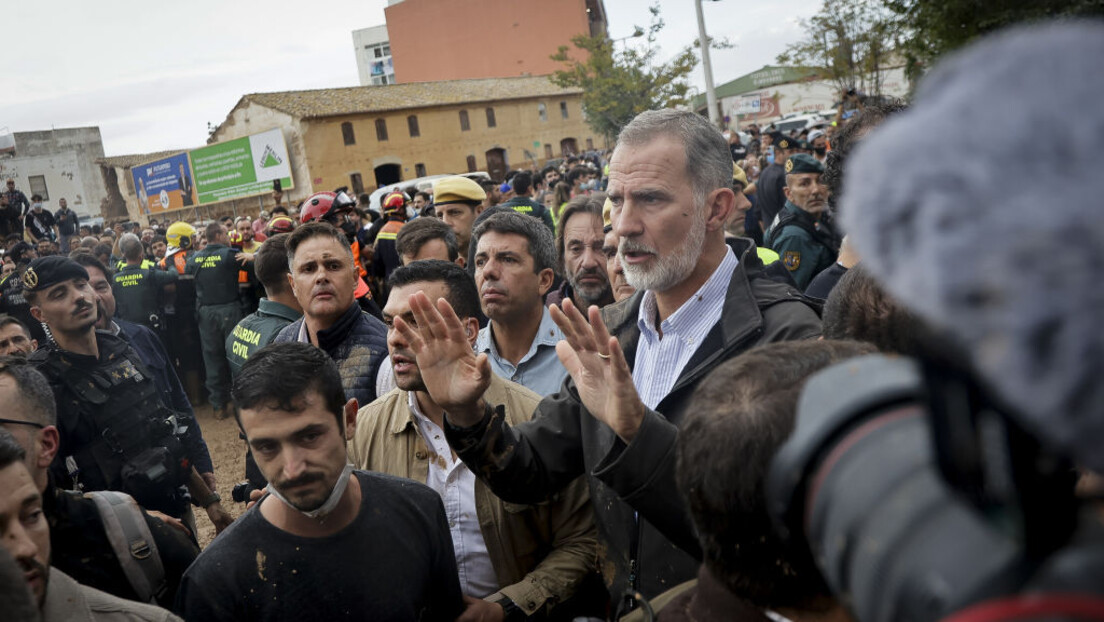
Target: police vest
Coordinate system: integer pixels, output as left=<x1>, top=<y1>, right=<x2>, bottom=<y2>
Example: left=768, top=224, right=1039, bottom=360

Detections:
left=765, top=207, right=841, bottom=256
left=36, top=345, right=190, bottom=515
left=117, top=259, right=156, bottom=271
left=113, top=267, right=163, bottom=327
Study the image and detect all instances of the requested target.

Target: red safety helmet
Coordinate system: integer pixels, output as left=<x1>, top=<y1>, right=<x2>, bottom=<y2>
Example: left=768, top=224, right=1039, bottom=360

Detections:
left=382, top=191, right=405, bottom=213
left=266, top=216, right=296, bottom=235
left=299, top=190, right=357, bottom=224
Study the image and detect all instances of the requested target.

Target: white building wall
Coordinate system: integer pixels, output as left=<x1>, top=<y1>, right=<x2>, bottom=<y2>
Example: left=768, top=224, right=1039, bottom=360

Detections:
left=352, top=25, right=395, bottom=86
left=0, top=127, right=107, bottom=219
left=725, top=67, right=910, bottom=127
left=0, top=152, right=89, bottom=214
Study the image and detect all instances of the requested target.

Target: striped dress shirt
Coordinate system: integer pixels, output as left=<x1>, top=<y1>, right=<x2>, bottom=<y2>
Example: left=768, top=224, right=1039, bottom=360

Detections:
left=631, top=248, right=739, bottom=410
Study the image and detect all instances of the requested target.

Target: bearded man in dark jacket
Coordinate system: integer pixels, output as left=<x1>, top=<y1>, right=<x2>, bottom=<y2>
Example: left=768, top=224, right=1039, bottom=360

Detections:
left=390, top=109, right=821, bottom=617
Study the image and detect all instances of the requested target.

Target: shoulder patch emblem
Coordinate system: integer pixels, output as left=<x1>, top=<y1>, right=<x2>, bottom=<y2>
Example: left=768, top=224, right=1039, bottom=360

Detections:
left=782, top=251, right=801, bottom=271
left=21, top=268, right=38, bottom=290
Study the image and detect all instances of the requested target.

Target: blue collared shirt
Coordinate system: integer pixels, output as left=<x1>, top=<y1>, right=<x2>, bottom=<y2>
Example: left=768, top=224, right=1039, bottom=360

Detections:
left=632, top=247, right=739, bottom=410
left=476, top=306, right=568, bottom=397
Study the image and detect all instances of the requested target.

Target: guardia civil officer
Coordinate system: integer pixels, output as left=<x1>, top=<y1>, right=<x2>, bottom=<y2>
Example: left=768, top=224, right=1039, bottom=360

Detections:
left=764, top=154, right=841, bottom=290
left=112, top=233, right=177, bottom=330
left=23, top=257, right=230, bottom=532
left=225, top=234, right=301, bottom=378
left=186, top=222, right=248, bottom=419
left=224, top=234, right=302, bottom=489
left=0, top=241, right=46, bottom=343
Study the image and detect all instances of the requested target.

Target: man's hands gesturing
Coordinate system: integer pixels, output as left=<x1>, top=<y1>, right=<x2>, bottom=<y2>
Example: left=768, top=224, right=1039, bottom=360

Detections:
left=391, top=291, right=490, bottom=426
left=550, top=299, right=645, bottom=444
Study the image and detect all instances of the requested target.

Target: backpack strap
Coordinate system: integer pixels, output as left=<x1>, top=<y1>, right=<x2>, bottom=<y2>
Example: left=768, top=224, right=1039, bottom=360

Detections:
left=86, top=490, right=166, bottom=604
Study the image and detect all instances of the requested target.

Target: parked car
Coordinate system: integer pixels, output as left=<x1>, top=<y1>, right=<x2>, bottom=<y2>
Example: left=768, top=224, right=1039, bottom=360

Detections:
left=365, top=171, right=491, bottom=213
left=768, top=112, right=832, bottom=136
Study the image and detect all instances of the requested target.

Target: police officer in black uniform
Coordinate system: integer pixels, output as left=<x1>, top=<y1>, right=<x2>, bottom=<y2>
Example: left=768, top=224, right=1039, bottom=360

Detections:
left=764, top=154, right=841, bottom=291
left=187, top=222, right=248, bottom=420
left=23, top=256, right=232, bottom=533
left=112, top=233, right=177, bottom=330
left=0, top=241, right=45, bottom=343
left=0, top=364, right=198, bottom=608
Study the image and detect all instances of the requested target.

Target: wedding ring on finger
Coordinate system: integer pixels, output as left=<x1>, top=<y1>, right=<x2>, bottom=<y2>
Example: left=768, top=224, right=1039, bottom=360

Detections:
left=596, top=352, right=611, bottom=360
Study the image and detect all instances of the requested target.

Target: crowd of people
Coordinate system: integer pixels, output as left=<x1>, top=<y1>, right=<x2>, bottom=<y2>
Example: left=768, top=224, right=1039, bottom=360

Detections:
left=0, top=20, right=1101, bottom=622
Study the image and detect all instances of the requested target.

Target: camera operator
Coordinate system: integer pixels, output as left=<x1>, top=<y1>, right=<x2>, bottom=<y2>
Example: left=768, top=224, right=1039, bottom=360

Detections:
left=768, top=22, right=1104, bottom=622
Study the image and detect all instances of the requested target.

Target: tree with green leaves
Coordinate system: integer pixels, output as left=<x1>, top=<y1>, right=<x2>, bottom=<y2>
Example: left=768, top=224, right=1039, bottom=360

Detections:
left=777, top=0, right=901, bottom=99
left=885, top=0, right=1104, bottom=80
left=550, top=4, right=698, bottom=142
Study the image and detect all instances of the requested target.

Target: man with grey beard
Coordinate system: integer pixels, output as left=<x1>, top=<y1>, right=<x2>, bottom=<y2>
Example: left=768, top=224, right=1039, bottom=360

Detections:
left=388, top=109, right=822, bottom=615
left=546, top=194, right=614, bottom=310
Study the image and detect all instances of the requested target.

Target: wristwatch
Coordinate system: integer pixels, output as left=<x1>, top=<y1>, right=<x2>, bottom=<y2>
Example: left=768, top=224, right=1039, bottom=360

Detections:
left=195, top=491, right=221, bottom=508
left=495, top=597, right=526, bottom=622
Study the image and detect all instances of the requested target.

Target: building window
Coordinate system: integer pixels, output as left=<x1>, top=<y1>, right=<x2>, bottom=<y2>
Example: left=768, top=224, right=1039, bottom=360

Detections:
left=382, top=44, right=391, bottom=56
left=350, top=173, right=364, bottom=196
left=560, top=101, right=569, bottom=119
left=375, top=119, right=388, bottom=141
left=459, top=110, right=470, bottom=132
left=485, top=107, right=496, bottom=128
left=341, top=122, right=356, bottom=146
left=415, top=163, right=427, bottom=177
left=28, top=175, right=48, bottom=201
left=538, top=103, right=547, bottom=122
left=544, top=144, right=553, bottom=160
left=374, top=47, right=383, bottom=58
left=586, top=137, right=594, bottom=150
left=407, top=115, right=420, bottom=138
left=466, top=155, right=477, bottom=172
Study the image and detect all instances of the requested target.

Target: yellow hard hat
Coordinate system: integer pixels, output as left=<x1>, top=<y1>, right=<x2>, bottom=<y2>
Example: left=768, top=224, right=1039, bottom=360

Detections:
left=166, top=222, right=197, bottom=252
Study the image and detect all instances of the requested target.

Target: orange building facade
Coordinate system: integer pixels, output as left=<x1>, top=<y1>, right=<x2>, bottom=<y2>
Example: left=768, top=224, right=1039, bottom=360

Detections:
left=385, top=0, right=607, bottom=83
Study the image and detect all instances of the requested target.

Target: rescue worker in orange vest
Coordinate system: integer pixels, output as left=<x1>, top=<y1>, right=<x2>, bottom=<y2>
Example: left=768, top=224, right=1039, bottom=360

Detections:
left=158, top=221, right=203, bottom=400
left=299, top=189, right=383, bottom=320
left=371, top=191, right=408, bottom=304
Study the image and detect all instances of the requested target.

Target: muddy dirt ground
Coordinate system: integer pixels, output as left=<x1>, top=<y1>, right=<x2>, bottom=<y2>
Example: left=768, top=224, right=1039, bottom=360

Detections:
left=192, top=404, right=249, bottom=549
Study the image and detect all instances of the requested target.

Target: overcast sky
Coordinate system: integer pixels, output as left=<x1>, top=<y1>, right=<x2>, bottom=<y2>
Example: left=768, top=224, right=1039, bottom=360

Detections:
left=0, top=0, right=818, bottom=156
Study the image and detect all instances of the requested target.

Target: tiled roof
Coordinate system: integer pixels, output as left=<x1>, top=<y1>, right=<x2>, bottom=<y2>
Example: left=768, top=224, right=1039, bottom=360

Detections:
left=96, top=149, right=191, bottom=169
left=243, top=75, right=582, bottom=119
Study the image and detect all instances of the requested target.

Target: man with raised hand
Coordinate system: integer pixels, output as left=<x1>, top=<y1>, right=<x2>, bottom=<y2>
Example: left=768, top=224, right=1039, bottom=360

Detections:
left=393, top=109, right=821, bottom=614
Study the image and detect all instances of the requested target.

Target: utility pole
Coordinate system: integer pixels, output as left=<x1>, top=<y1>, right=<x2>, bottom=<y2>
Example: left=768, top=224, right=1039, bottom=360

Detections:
left=695, top=0, right=721, bottom=128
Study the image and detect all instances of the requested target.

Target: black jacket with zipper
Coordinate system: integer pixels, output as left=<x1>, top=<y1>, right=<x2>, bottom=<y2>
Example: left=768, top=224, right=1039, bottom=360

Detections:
left=445, top=241, right=822, bottom=609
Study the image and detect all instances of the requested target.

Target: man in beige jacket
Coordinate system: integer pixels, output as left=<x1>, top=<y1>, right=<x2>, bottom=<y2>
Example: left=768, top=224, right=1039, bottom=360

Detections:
left=349, top=260, right=600, bottom=621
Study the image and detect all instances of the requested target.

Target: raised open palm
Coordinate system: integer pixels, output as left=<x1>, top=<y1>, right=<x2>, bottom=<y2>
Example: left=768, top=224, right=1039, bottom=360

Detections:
left=392, top=291, right=491, bottom=426
left=551, top=299, right=645, bottom=443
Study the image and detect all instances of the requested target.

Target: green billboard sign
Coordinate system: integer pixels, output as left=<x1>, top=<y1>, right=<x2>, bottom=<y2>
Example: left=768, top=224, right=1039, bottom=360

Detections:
left=189, top=127, right=293, bottom=205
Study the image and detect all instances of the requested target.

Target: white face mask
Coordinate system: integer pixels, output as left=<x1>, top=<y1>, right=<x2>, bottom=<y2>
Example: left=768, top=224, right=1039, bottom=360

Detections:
left=265, top=462, right=354, bottom=520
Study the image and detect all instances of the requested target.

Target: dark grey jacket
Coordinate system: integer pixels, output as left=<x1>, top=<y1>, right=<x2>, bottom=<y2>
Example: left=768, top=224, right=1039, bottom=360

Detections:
left=445, top=244, right=822, bottom=607
left=274, top=303, right=387, bottom=407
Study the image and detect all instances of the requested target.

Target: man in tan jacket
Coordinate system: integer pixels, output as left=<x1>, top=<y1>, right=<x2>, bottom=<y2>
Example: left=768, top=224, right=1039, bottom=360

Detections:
left=348, top=260, right=600, bottom=621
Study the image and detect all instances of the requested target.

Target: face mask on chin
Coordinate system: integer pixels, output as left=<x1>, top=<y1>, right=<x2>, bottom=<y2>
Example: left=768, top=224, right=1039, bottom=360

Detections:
left=266, top=462, right=354, bottom=520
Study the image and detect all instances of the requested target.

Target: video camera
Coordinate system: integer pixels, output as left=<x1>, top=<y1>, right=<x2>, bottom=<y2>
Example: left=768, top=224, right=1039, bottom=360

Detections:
left=767, top=350, right=1104, bottom=622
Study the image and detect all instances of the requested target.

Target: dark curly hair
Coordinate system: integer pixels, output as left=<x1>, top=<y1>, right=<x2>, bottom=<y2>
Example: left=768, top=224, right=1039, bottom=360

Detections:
left=822, top=263, right=932, bottom=357
left=823, top=100, right=909, bottom=215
